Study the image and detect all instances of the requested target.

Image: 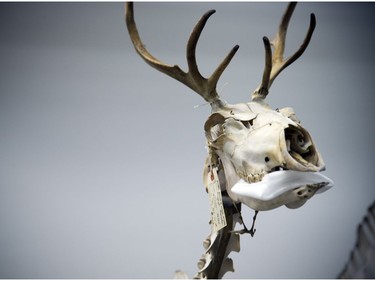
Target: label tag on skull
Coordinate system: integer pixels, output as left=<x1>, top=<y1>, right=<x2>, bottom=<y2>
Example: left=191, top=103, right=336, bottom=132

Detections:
left=206, top=168, right=227, bottom=232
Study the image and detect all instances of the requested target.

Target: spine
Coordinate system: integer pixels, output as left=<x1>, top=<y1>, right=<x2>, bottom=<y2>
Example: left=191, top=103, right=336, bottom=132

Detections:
left=194, top=197, right=242, bottom=279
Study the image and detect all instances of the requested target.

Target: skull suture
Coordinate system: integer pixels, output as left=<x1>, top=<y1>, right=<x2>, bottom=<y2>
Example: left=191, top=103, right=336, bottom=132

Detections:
left=204, top=101, right=333, bottom=211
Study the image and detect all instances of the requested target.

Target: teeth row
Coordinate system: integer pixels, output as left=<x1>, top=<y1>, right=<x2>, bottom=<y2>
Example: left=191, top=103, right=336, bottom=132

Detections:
left=237, top=165, right=289, bottom=183
left=248, top=172, right=265, bottom=183
left=238, top=171, right=266, bottom=183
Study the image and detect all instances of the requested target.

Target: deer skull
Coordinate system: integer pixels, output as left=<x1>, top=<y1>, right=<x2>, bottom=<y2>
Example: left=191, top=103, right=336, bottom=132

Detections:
left=126, top=3, right=333, bottom=212
left=204, top=101, right=333, bottom=211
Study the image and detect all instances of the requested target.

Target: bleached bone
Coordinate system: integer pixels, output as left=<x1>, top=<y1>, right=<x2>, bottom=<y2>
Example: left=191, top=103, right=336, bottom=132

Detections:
left=125, top=2, right=333, bottom=278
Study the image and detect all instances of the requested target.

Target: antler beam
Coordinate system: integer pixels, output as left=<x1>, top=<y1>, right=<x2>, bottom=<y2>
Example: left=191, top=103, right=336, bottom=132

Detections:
left=252, top=2, right=316, bottom=100
left=125, top=2, right=239, bottom=105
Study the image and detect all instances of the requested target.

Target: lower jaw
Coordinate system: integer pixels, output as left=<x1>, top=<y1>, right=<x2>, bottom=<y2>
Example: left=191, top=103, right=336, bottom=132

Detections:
left=230, top=170, right=334, bottom=211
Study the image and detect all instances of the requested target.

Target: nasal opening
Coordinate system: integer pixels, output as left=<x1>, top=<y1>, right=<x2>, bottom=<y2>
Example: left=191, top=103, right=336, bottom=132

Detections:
left=284, top=125, right=323, bottom=170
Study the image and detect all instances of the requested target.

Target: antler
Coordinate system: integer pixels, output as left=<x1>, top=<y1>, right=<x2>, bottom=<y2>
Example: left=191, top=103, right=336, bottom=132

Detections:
left=125, top=2, right=239, bottom=106
left=252, top=2, right=316, bottom=101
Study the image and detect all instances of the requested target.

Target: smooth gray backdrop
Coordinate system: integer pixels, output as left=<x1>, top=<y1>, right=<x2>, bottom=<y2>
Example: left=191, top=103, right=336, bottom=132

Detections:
left=1, top=2, right=374, bottom=279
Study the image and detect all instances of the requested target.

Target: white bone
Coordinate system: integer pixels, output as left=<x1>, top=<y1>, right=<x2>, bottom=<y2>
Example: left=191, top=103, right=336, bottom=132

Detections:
left=231, top=170, right=334, bottom=211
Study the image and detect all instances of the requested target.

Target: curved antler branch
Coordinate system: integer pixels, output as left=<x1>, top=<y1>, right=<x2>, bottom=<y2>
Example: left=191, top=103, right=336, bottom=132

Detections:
left=186, top=10, right=215, bottom=83
left=257, top=36, right=272, bottom=98
left=125, top=3, right=186, bottom=81
left=252, top=2, right=316, bottom=101
left=125, top=2, right=239, bottom=105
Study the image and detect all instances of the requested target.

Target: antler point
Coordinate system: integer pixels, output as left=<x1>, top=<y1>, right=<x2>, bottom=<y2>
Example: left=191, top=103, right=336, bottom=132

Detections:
left=206, top=9, right=216, bottom=17
left=310, top=13, right=317, bottom=26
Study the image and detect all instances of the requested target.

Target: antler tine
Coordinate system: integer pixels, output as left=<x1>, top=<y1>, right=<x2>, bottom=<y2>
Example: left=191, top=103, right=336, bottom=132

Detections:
left=186, top=10, right=216, bottom=83
left=252, top=2, right=316, bottom=101
left=126, top=2, right=239, bottom=106
left=125, top=3, right=185, bottom=82
left=186, top=10, right=239, bottom=104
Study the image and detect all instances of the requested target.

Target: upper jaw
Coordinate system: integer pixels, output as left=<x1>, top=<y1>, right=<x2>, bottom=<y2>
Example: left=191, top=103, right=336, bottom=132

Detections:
left=231, top=170, right=334, bottom=211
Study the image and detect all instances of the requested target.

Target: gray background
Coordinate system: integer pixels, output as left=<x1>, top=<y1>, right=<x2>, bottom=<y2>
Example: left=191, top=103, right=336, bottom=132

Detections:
left=1, top=2, right=374, bottom=279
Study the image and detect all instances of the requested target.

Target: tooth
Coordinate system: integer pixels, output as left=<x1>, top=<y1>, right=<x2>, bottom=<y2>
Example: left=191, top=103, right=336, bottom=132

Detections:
left=253, top=174, right=259, bottom=182
left=246, top=175, right=251, bottom=183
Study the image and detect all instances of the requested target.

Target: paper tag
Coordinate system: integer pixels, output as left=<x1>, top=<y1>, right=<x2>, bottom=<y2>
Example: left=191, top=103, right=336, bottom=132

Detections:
left=206, top=168, right=227, bottom=232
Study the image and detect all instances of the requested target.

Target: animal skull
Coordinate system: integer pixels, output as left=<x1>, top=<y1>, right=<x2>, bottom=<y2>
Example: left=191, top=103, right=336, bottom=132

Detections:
left=204, top=101, right=333, bottom=211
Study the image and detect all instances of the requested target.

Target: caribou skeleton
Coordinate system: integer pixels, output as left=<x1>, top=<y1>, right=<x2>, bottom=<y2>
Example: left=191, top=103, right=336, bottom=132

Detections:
left=125, top=2, right=334, bottom=278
